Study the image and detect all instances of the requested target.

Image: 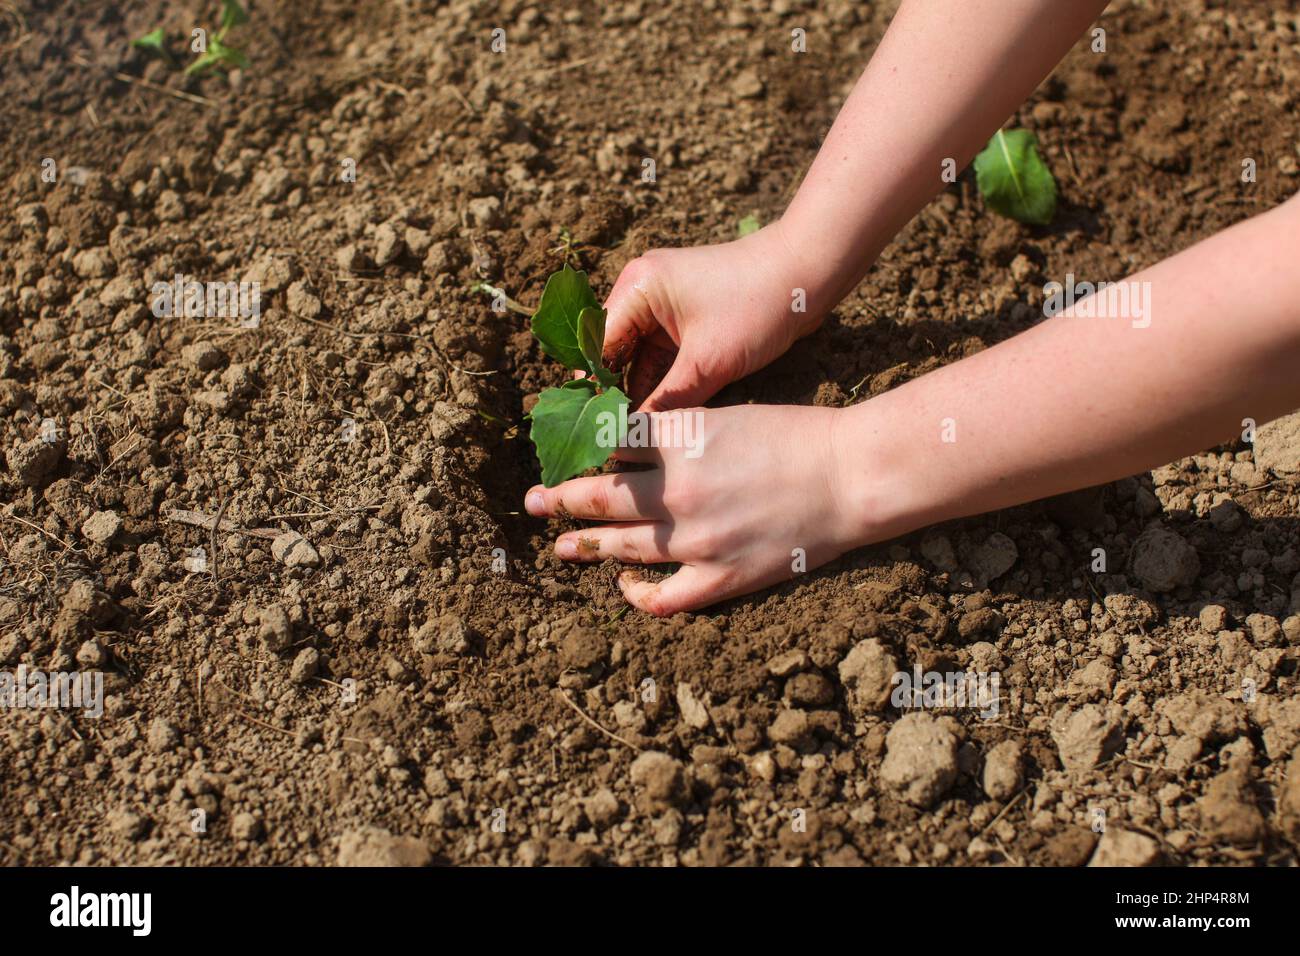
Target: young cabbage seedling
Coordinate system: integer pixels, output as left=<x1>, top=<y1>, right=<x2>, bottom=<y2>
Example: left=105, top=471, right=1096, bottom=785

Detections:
left=527, top=266, right=629, bottom=487
left=973, top=128, right=1058, bottom=225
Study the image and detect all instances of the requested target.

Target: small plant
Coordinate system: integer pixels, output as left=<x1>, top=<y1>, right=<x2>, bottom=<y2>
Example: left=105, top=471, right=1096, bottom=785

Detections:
left=131, top=1, right=249, bottom=77
left=973, top=128, right=1057, bottom=225
left=131, top=27, right=177, bottom=68
left=186, top=0, right=249, bottom=75
left=737, top=213, right=761, bottom=237
left=526, top=266, right=629, bottom=486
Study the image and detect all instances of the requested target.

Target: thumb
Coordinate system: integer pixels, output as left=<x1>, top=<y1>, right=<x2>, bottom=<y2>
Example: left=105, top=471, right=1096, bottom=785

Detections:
left=602, top=257, right=669, bottom=371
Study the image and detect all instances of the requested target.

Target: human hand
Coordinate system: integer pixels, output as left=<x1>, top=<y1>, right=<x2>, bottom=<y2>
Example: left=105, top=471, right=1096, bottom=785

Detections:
left=524, top=403, right=876, bottom=615
left=600, top=222, right=824, bottom=411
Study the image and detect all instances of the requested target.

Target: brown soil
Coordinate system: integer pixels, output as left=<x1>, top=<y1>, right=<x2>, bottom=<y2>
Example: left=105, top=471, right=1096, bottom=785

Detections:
left=2, top=0, right=1299, bottom=867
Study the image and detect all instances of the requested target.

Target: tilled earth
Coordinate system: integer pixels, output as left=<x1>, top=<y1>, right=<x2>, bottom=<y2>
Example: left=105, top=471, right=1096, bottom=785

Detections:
left=2, top=0, right=1300, bottom=866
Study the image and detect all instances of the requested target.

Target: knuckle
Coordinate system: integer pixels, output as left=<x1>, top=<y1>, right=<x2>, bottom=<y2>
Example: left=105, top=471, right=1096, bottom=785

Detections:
left=620, top=255, right=658, bottom=286
left=695, top=534, right=724, bottom=562
left=586, top=483, right=611, bottom=518
left=622, top=535, right=646, bottom=564
left=661, top=480, right=699, bottom=515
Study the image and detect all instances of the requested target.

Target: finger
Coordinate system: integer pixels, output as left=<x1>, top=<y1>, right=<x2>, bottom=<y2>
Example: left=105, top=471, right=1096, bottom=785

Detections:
left=525, top=472, right=665, bottom=521
left=602, top=258, right=669, bottom=370
left=617, top=566, right=731, bottom=617
left=554, top=522, right=675, bottom=564
left=639, top=351, right=721, bottom=413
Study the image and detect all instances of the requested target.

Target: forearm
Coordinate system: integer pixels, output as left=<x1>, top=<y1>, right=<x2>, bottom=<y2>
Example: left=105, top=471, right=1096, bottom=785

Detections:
left=839, top=196, right=1300, bottom=541
left=779, top=0, right=1109, bottom=314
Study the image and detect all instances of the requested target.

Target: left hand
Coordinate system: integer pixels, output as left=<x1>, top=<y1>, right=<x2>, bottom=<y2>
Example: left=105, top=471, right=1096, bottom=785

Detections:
left=524, top=404, right=868, bottom=616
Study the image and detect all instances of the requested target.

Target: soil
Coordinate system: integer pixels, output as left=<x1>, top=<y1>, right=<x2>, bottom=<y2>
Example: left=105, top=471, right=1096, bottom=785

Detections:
left=2, top=0, right=1300, bottom=867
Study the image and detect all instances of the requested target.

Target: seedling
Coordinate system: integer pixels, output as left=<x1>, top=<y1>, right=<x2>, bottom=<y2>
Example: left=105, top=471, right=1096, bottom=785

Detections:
left=131, top=1, right=250, bottom=77
left=973, top=128, right=1057, bottom=225
left=186, top=0, right=250, bottom=75
left=471, top=281, right=530, bottom=317
left=547, top=226, right=587, bottom=266
left=526, top=266, right=629, bottom=486
left=131, top=28, right=177, bottom=68
left=737, top=213, right=761, bottom=237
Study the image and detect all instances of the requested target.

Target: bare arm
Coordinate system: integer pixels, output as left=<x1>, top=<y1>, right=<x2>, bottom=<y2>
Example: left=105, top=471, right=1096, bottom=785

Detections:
left=780, top=0, right=1111, bottom=315
left=840, top=196, right=1300, bottom=541
left=596, top=0, right=1110, bottom=410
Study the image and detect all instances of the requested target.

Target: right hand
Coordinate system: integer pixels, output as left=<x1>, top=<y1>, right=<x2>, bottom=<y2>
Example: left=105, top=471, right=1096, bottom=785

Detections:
left=600, top=221, right=825, bottom=411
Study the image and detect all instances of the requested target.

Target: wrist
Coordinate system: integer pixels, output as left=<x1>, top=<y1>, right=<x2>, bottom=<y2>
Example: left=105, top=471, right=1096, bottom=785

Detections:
left=774, top=210, right=879, bottom=328
left=743, top=219, right=837, bottom=339
left=828, top=397, right=935, bottom=550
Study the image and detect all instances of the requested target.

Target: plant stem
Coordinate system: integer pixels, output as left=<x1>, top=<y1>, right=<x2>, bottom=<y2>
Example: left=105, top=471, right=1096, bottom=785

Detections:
left=474, top=283, right=533, bottom=317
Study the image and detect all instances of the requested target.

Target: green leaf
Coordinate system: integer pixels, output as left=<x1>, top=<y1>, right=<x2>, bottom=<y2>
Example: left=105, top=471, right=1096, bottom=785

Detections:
left=132, top=27, right=167, bottom=53
left=219, top=0, right=250, bottom=36
left=737, top=214, right=761, bottom=237
left=213, top=36, right=249, bottom=67
left=529, top=382, right=629, bottom=487
left=593, top=365, right=620, bottom=390
left=185, top=51, right=218, bottom=75
left=132, top=28, right=176, bottom=65
left=185, top=35, right=248, bottom=75
left=222, top=42, right=250, bottom=69
left=530, top=265, right=601, bottom=371
left=577, top=306, right=607, bottom=372
left=973, top=129, right=1057, bottom=225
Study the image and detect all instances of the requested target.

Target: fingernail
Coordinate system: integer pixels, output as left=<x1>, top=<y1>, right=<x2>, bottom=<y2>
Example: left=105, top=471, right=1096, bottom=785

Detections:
left=525, top=490, right=545, bottom=515
left=555, top=537, right=577, bottom=559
